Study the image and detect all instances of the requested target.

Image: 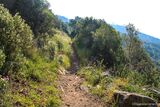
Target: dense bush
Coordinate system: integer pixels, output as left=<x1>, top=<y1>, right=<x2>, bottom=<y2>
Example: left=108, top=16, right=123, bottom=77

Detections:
left=0, top=77, right=10, bottom=106
left=41, top=30, right=72, bottom=69
left=0, top=5, right=33, bottom=75
left=0, top=49, right=5, bottom=69
left=70, top=17, right=124, bottom=67
left=0, top=2, right=72, bottom=107
left=5, top=29, right=72, bottom=106
left=92, top=24, right=124, bottom=67
left=78, top=65, right=104, bottom=86
left=77, top=65, right=157, bottom=104
left=0, top=0, right=60, bottom=36
left=73, top=21, right=160, bottom=105
left=0, top=77, right=8, bottom=96
left=3, top=51, right=61, bottom=106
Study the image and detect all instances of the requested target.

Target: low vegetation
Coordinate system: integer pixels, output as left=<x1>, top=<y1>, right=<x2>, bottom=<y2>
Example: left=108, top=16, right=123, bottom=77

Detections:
left=78, top=65, right=159, bottom=105
left=68, top=17, right=160, bottom=104
left=0, top=3, right=72, bottom=106
left=0, top=0, right=160, bottom=106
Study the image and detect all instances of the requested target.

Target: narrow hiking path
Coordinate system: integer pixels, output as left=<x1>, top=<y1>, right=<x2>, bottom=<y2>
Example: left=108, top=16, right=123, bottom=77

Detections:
left=69, top=43, right=79, bottom=74
left=58, top=74, right=105, bottom=107
left=57, top=44, right=105, bottom=107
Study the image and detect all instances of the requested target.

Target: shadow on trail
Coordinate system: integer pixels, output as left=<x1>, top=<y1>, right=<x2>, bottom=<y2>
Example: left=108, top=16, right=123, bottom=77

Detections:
left=69, top=43, right=79, bottom=74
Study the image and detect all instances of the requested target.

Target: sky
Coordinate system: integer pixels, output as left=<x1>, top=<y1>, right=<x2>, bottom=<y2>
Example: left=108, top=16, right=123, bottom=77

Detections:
left=48, top=0, right=160, bottom=39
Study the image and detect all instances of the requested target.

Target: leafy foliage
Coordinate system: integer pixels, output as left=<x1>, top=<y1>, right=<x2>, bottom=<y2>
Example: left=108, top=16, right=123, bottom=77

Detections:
left=69, top=19, right=160, bottom=105
left=123, top=24, right=154, bottom=72
left=69, top=17, right=124, bottom=67
left=0, top=4, right=71, bottom=106
left=0, top=5, right=33, bottom=75
left=112, top=24, right=160, bottom=67
left=6, top=30, right=72, bottom=106
left=92, top=24, right=124, bottom=67
left=8, top=55, right=61, bottom=107
left=40, top=30, right=72, bottom=69
left=78, top=64, right=158, bottom=104
left=0, top=49, right=5, bottom=69
left=0, top=76, right=10, bottom=106
left=0, top=0, right=160, bottom=106
left=0, top=0, right=59, bottom=36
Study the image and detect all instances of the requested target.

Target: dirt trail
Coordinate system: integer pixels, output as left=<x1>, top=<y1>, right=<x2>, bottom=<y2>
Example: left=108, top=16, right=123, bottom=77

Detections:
left=58, top=74, right=105, bottom=107
left=69, top=43, right=79, bottom=74
left=57, top=44, right=105, bottom=107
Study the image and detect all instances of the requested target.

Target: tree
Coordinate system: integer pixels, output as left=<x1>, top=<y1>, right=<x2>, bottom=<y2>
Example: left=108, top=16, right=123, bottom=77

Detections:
left=0, top=0, right=59, bottom=37
left=123, top=24, right=154, bottom=72
left=72, top=17, right=105, bottom=49
left=92, top=24, right=124, bottom=67
left=69, top=17, right=124, bottom=67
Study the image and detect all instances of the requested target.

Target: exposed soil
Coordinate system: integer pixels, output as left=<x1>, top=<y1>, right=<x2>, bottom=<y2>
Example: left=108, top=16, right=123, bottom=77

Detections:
left=57, top=44, right=105, bottom=107
left=69, top=43, right=79, bottom=74
left=57, top=74, right=105, bottom=107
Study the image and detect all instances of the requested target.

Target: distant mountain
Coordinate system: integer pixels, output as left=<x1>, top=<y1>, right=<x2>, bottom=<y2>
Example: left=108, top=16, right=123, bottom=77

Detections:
left=112, top=24, right=160, bottom=66
left=57, top=15, right=69, bottom=23
left=112, top=25, right=160, bottom=45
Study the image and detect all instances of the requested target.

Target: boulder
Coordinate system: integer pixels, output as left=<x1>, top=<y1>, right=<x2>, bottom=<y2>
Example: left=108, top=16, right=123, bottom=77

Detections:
left=114, top=91, right=157, bottom=107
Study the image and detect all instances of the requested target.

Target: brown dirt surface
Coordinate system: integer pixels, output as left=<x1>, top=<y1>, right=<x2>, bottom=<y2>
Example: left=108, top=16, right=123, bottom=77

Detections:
left=57, top=74, right=105, bottom=107
left=57, top=44, right=105, bottom=107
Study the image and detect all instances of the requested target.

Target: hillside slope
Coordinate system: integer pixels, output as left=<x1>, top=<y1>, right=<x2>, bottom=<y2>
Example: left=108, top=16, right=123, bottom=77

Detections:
left=112, top=24, right=160, bottom=65
left=57, top=15, right=160, bottom=65
left=57, top=15, right=70, bottom=23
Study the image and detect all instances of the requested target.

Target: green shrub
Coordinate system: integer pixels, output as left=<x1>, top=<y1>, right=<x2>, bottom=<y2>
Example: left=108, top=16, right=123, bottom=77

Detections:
left=71, top=17, right=124, bottom=67
left=0, top=50, right=5, bottom=69
left=115, top=67, right=160, bottom=88
left=0, top=5, right=33, bottom=75
left=28, top=70, right=42, bottom=82
left=78, top=64, right=158, bottom=103
left=0, top=77, right=7, bottom=94
left=74, top=45, right=91, bottom=65
left=0, top=77, right=10, bottom=106
left=49, top=31, right=72, bottom=55
left=57, top=55, right=71, bottom=69
left=8, top=54, right=61, bottom=106
left=91, top=24, right=124, bottom=67
left=47, top=97, right=61, bottom=107
left=40, top=30, right=72, bottom=61
left=78, top=65, right=103, bottom=86
left=24, top=56, right=46, bottom=82
left=40, top=30, right=72, bottom=70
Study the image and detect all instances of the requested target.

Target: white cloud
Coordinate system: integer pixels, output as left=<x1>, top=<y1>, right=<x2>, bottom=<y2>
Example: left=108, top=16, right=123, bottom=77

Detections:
left=48, top=0, right=160, bottom=39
